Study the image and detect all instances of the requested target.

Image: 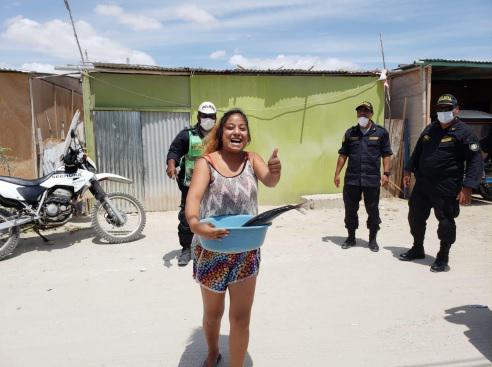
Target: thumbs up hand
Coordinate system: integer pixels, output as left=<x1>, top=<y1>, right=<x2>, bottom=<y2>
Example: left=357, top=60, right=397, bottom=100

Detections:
left=267, top=148, right=281, bottom=175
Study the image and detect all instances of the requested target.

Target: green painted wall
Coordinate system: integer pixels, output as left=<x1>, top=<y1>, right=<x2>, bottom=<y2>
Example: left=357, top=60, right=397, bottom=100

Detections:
left=83, top=71, right=384, bottom=205
left=190, top=75, right=384, bottom=204
left=89, top=73, right=190, bottom=109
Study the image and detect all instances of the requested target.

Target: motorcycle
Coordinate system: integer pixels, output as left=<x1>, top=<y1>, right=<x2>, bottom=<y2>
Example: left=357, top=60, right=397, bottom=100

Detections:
left=478, top=156, right=492, bottom=201
left=0, top=129, right=146, bottom=260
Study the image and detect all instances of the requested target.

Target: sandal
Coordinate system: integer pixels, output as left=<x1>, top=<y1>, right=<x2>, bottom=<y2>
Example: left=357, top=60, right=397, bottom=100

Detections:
left=201, top=353, right=222, bottom=367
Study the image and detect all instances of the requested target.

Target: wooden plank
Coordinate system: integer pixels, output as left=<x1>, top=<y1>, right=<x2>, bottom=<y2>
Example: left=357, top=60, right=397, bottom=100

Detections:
left=382, top=118, right=404, bottom=198
left=37, top=128, right=44, bottom=177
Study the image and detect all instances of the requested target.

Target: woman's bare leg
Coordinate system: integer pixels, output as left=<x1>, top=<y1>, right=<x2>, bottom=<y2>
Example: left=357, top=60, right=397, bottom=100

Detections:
left=228, top=276, right=257, bottom=367
left=201, top=286, right=225, bottom=366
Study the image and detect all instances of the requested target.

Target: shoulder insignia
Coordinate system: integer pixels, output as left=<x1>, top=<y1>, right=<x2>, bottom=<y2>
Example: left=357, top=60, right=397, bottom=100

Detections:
left=423, top=135, right=431, bottom=141
left=469, top=143, right=480, bottom=152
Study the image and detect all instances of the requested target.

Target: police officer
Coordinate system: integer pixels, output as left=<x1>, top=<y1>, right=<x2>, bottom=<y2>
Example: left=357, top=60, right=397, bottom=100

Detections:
left=334, top=101, right=393, bottom=252
left=166, top=101, right=217, bottom=266
left=400, top=94, right=483, bottom=272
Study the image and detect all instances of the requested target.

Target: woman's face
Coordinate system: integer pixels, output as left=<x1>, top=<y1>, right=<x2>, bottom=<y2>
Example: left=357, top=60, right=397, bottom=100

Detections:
left=221, top=113, right=249, bottom=153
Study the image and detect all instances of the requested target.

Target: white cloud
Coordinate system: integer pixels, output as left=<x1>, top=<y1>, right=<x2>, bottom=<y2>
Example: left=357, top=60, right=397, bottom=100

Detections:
left=20, top=62, right=59, bottom=73
left=19, top=62, right=83, bottom=74
left=1, top=16, right=155, bottom=65
left=174, top=4, right=218, bottom=26
left=229, top=54, right=359, bottom=70
left=209, top=50, right=226, bottom=59
left=95, top=4, right=161, bottom=31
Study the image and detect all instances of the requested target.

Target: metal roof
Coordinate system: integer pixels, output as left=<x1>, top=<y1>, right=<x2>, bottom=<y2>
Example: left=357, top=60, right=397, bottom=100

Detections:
left=0, top=67, right=27, bottom=73
left=91, top=62, right=380, bottom=76
left=397, top=59, right=492, bottom=70
left=459, top=110, right=492, bottom=121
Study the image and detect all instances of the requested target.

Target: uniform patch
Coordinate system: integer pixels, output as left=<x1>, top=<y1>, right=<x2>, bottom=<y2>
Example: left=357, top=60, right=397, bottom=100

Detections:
left=440, top=136, right=454, bottom=143
left=423, top=135, right=431, bottom=141
left=350, top=136, right=360, bottom=141
left=469, top=143, right=479, bottom=152
left=368, top=136, right=380, bottom=141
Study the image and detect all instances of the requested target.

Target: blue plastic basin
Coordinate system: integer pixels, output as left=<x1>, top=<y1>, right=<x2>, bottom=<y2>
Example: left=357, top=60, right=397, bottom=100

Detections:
left=197, top=215, right=270, bottom=253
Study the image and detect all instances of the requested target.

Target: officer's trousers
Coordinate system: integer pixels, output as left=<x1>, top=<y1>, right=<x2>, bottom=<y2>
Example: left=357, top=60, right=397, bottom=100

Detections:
left=408, top=187, right=460, bottom=247
left=343, top=185, right=381, bottom=231
left=177, top=185, right=193, bottom=249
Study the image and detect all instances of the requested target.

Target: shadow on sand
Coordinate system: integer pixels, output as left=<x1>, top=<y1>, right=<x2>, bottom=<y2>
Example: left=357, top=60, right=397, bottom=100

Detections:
left=162, top=249, right=182, bottom=268
left=5, top=227, right=95, bottom=260
left=178, top=327, right=253, bottom=367
left=384, top=246, right=436, bottom=267
left=322, top=235, right=369, bottom=248
left=445, top=305, right=492, bottom=363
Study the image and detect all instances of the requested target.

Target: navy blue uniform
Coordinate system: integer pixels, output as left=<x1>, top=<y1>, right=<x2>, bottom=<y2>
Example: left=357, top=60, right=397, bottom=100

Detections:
left=338, top=123, right=393, bottom=231
left=166, top=125, right=205, bottom=249
left=406, top=118, right=483, bottom=248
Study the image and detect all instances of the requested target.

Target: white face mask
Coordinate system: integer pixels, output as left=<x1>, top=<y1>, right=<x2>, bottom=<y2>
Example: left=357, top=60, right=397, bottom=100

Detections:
left=437, top=111, right=454, bottom=124
left=200, top=118, right=215, bottom=131
left=358, top=116, right=369, bottom=128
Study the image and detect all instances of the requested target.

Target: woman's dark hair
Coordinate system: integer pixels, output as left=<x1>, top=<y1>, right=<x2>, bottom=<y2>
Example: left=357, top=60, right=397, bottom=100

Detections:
left=205, top=108, right=251, bottom=154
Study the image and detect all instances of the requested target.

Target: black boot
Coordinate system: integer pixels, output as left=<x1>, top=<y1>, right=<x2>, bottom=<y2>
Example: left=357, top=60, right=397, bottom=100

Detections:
left=368, top=230, right=379, bottom=252
left=399, top=244, right=425, bottom=261
left=178, top=247, right=192, bottom=266
left=431, top=244, right=451, bottom=272
left=342, top=229, right=356, bottom=249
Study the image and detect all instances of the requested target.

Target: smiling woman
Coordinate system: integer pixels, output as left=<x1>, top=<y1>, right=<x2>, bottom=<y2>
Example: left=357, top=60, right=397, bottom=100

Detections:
left=185, top=108, right=281, bottom=367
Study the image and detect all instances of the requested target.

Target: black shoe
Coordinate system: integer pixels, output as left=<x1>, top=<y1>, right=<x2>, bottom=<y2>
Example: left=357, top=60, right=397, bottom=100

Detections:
left=342, top=236, right=356, bottom=249
left=368, top=239, right=379, bottom=252
left=399, top=246, right=425, bottom=261
left=430, top=252, right=449, bottom=272
left=368, top=230, right=379, bottom=252
left=178, top=248, right=192, bottom=266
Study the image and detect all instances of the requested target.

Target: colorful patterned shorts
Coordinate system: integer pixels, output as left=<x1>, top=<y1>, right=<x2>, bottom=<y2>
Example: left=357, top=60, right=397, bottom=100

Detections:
left=193, top=244, right=261, bottom=293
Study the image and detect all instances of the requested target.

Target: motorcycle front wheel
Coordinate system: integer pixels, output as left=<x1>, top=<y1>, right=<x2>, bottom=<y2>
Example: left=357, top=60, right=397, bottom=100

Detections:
left=91, top=192, right=146, bottom=243
left=0, top=208, right=20, bottom=260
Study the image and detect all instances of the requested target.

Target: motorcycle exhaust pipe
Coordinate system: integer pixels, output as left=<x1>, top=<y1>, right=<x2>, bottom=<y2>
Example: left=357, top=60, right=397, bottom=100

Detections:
left=0, top=216, right=34, bottom=231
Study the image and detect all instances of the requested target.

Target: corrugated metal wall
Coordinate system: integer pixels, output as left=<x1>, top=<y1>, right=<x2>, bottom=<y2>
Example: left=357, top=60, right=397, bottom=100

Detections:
left=94, top=110, right=190, bottom=211
left=141, top=112, right=189, bottom=211
left=94, top=111, right=145, bottom=202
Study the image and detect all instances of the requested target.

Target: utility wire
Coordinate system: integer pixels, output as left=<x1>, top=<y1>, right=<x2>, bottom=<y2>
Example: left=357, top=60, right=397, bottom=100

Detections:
left=63, top=0, right=86, bottom=66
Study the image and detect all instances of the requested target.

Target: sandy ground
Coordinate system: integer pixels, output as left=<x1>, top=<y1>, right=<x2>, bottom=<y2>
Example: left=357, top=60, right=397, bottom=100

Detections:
left=1, top=197, right=491, bottom=367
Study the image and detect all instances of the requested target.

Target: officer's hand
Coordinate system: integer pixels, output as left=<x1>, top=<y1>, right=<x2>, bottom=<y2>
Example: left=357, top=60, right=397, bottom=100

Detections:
left=381, top=174, right=389, bottom=187
left=195, top=222, right=229, bottom=240
left=403, top=173, right=411, bottom=188
left=334, top=174, right=340, bottom=188
left=268, top=148, right=281, bottom=174
left=166, top=163, right=177, bottom=179
left=458, top=187, right=472, bottom=206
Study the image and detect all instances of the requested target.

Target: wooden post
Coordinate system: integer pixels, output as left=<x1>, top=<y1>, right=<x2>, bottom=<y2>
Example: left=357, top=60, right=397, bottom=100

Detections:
left=37, top=128, right=44, bottom=177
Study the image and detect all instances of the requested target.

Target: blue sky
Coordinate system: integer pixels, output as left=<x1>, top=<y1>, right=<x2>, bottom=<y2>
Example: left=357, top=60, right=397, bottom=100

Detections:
left=1, top=0, right=491, bottom=73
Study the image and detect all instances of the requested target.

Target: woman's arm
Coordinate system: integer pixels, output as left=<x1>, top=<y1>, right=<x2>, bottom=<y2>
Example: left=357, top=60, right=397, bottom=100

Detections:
left=185, top=158, right=229, bottom=239
left=250, top=149, right=281, bottom=188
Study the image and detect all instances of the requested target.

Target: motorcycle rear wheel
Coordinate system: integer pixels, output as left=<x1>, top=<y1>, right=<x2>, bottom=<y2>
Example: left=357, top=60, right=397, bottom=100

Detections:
left=479, top=183, right=492, bottom=201
left=0, top=208, right=20, bottom=260
left=91, top=192, right=146, bottom=243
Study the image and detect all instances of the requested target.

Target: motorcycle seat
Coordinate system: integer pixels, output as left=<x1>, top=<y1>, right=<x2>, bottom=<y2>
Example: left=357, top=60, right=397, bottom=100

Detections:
left=0, top=172, right=54, bottom=187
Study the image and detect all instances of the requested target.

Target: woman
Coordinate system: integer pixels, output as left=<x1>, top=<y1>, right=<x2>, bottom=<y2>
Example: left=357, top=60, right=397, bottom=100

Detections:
left=185, top=108, right=281, bottom=367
